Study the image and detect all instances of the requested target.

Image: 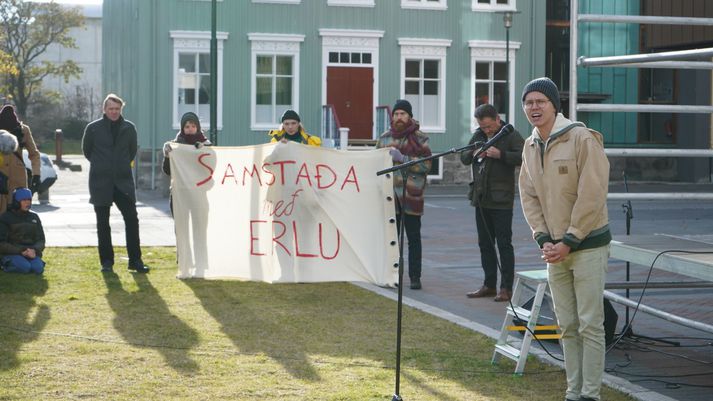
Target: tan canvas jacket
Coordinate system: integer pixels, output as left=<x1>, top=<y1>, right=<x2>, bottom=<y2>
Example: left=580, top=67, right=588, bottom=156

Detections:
left=519, top=113, right=611, bottom=250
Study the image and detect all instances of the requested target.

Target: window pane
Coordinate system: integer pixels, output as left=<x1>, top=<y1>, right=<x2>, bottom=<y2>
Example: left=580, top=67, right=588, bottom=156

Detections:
left=199, top=54, right=210, bottom=73
left=340, top=52, right=349, bottom=63
left=478, top=0, right=490, bottom=3
left=351, top=52, right=361, bottom=63
left=275, top=77, right=292, bottom=105
left=182, top=88, right=196, bottom=105
left=329, top=52, right=338, bottom=63
left=179, top=54, right=195, bottom=73
left=423, top=93, right=440, bottom=126
left=405, top=60, right=420, bottom=78
left=475, top=62, right=489, bottom=80
left=497, top=0, right=509, bottom=4
left=475, top=82, right=489, bottom=106
left=494, top=62, right=507, bottom=81
left=424, top=60, right=439, bottom=79
left=362, top=53, right=372, bottom=64
left=276, top=56, right=292, bottom=75
left=405, top=80, right=420, bottom=95
left=199, top=76, right=211, bottom=104
left=179, top=72, right=196, bottom=89
left=256, top=77, right=272, bottom=105
left=256, top=56, right=273, bottom=75
left=493, top=82, right=506, bottom=113
left=424, top=80, right=438, bottom=95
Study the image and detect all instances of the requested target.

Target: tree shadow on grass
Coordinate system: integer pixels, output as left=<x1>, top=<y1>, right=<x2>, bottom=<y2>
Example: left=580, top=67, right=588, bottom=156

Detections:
left=0, top=275, right=49, bottom=370
left=184, top=279, right=324, bottom=381
left=102, top=272, right=199, bottom=374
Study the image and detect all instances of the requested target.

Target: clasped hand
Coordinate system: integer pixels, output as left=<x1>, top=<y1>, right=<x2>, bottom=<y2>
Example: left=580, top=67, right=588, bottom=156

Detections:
left=541, top=242, right=570, bottom=264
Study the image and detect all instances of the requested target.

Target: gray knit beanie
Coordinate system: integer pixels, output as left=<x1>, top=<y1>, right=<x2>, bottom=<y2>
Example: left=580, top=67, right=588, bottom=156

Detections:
left=521, top=77, right=560, bottom=112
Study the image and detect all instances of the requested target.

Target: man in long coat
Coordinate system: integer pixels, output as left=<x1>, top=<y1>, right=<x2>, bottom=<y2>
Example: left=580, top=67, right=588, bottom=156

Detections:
left=82, top=94, right=148, bottom=273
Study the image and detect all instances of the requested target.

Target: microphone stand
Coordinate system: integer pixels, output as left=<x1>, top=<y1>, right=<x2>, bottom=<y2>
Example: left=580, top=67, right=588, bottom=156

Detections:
left=619, top=172, right=679, bottom=346
left=377, top=142, right=482, bottom=401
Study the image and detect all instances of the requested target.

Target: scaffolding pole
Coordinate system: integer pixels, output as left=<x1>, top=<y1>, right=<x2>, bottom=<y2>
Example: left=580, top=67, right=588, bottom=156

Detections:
left=605, top=148, right=713, bottom=157
left=578, top=48, right=713, bottom=68
left=584, top=61, right=713, bottom=70
left=579, top=14, right=713, bottom=26
left=577, top=104, right=713, bottom=114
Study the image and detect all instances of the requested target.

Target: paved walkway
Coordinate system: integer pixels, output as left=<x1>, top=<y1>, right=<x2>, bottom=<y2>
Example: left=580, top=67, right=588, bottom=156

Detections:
left=36, top=155, right=712, bottom=401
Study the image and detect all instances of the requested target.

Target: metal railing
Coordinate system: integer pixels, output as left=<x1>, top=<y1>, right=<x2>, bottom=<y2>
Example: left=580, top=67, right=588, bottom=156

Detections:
left=321, top=104, right=343, bottom=148
left=376, top=105, right=392, bottom=136
left=570, top=1, right=713, bottom=199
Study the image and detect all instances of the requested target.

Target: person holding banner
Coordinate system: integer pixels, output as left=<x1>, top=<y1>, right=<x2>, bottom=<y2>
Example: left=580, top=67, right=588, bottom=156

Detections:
left=461, top=104, right=523, bottom=302
left=376, top=99, right=432, bottom=290
left=267, top=110, right=321, bottom=146
left=519, top=77, right=610, bottom=401
left=162, top=111, right=212, bottom=215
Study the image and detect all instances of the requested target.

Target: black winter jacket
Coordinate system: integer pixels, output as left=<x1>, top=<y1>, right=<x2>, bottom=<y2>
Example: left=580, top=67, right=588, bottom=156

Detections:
left=82, top=115, right=138, bottom=206
left=460, top=122, right=524, bottom=209
left=0, top=209, right=45, bottom=258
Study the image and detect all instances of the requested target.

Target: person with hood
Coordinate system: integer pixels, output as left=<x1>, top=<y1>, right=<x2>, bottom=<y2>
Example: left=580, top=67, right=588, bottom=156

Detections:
left=82, top=93, right=148, bottom=273
left=0, top=105, right=41, bottom=214
left=519, top=77, right=611, bottom=401
left=162, top=111, right=212, bottom=214
left=267, top=109, right=321, bottom=146
left=375, top=99, right=432, bottom=290
left=0, top=187, right=45, bottom=274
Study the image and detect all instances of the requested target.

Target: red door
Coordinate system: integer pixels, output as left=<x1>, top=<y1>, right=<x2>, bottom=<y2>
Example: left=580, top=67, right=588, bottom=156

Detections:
left=326, top=66, right=373, bottom=140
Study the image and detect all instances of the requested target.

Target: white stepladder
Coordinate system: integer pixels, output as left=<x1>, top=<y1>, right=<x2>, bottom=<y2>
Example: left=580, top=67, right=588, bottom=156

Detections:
left=492, top=269, right=560, bottom=374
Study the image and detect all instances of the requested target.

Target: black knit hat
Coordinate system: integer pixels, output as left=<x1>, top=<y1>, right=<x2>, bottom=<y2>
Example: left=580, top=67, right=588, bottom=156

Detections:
left=392, top=99, right=413, bottom=117
left=180, top=112, right=202, bottom=133
left=281, top=109, right=301, bottom=122
left=521, top=77, right=561, bottom=112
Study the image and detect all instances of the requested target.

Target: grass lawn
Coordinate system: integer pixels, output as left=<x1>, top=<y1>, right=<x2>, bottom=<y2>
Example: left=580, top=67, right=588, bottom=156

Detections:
left=0, top=248, right=635, bottom=401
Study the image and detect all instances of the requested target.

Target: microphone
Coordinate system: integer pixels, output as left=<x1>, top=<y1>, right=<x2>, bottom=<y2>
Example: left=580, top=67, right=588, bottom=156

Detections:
left=475, top=123, right=514, bottom=162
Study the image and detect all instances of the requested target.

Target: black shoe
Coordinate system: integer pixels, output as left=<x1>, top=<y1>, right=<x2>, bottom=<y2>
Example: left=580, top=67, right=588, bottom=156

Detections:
left=128, top=261, right=149, bottom=273
left=579, top=397, right=597, bottom=401
left=101, top=263, right=113, bottom=273
left=409, top=279, right=422, bottom=290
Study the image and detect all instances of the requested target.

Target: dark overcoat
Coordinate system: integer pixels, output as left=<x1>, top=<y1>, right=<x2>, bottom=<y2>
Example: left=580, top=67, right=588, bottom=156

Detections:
left=82, top=115, right=138, bottom=206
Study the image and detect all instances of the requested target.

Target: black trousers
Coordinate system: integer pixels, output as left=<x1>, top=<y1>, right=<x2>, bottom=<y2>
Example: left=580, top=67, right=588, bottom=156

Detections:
left=475, top=207, right=514, bottom=290
left=396, top=213, right=422, bottom=280
left=94, top=186, right=142, bottom=266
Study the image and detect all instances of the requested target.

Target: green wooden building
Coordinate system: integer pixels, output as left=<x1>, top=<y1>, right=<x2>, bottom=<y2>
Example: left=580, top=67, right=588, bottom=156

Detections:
left=102, top=0, right=547, bottom=187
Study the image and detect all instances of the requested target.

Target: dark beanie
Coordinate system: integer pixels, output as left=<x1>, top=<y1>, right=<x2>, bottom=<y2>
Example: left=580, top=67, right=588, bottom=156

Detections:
left=281, top=109, right=300, bottom=122
left=521, top=77, right=561, bottom=112
left=392, top=99, right=413, bottom=117
left=0, top=105, right=20, bottom=131
left=180, top=111, right=202, bottom=133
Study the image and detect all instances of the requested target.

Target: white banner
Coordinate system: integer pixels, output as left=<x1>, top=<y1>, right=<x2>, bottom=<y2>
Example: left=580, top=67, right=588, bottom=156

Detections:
left=169, top=142, right=399, bottom=286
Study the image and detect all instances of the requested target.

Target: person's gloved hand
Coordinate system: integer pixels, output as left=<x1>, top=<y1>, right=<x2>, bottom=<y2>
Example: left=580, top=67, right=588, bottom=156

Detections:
left=163, top=142, right=173, bottom=157
left=31, top=175, right=41, bottom=193
left=389, top=147, right=408, bottom=163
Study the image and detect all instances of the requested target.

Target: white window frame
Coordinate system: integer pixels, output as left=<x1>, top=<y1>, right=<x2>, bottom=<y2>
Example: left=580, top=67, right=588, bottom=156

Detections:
left=471, top=0, right=516, bottom=12
left=249, top=33, right=304, bottom=131
left=398, top=38, right=451, bottom=133
left=170, top=30, right=228, bottom=130
left=252, top=0, right=300, bottom=4
left=469, top=40, right=520, bottom=131
left=401, top=0, right=447, bottom=10
left=319, top=29, right=384, bottom=139
left=327, top=0, right=375, bottom=7
left=427, top=158, right=443, bottom=181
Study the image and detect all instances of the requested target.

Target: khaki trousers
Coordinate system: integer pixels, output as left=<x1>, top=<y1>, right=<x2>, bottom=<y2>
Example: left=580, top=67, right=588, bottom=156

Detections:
left=548, top=245, right=609, bottom=401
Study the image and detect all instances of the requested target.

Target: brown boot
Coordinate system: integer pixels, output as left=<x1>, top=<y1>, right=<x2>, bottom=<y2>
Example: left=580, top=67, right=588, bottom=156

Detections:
left=466, top=286, right=497, bottom=298
left=494, top=288, right=512, bottom=302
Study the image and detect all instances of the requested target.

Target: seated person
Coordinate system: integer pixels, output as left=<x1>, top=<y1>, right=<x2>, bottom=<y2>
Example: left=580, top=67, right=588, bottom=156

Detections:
left=267, top=109, right=321, bottom=146
left=0, top=187, right=45, bottom=274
